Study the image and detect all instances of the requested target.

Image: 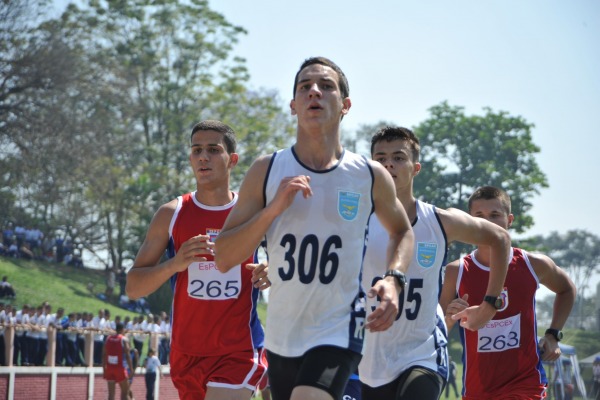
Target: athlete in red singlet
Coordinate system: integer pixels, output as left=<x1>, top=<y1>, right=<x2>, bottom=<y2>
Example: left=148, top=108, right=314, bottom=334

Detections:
left=440, top=186, right=576, bottom=400
left=126, top=120, right=270, bottom=400
left=103, top=322, right=134, bottom=400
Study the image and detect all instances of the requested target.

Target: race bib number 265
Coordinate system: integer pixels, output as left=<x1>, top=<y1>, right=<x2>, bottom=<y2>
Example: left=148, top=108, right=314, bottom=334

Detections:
left=187, top=261, right=241, bottom=300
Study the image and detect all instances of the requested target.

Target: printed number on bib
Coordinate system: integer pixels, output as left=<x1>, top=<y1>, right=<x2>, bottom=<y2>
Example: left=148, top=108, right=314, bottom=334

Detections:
left=278, top=233, right=341, bottom=284
left=188, top=261, right=241, bottom=300
left=477, top=314, right=521, bottom=353
left=370, top=277, right=423, bottom=321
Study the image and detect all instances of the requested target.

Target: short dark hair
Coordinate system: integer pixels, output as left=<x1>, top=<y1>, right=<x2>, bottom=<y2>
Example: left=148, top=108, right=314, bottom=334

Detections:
left=190, top=120, right=237, bottom=154
left=115, top=322, right=124, bottom=333
left=370, top=126, right=420, bottom=162
left=468, top=186, right=512, bottom=214
left=293, top=57, right=350, bottom=99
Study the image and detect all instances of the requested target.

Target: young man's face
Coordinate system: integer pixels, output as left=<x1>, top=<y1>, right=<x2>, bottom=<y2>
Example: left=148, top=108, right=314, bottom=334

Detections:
left=469, top=198, right=514, bottom=230
left=189, top=130, right=238, bottom=188
left=372, top=139, right=420, bottom=193
left=290, top=64, right=351, bottom=126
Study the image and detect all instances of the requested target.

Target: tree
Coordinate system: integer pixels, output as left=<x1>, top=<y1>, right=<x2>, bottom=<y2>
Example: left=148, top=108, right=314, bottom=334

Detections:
left=525, top=230, right=600, bottom=329
left=0, top=0, right=132, bottom=254
left=414, top=102, right=547, bottom=229
left=2, top=0, right=295, bottom=289
left=59, top=0, right=294, bottom=265
left=345, top=105, right=548, bottom=260
left=57, top=0, right=295, bottom=272
left=414, top=102, right=548, bottom=260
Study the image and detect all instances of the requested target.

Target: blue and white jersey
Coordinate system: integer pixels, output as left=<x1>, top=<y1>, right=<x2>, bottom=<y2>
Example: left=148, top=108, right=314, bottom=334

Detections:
left=263, top=147, right=374, bottom=357
left=359, top=200, right=449, bottom=387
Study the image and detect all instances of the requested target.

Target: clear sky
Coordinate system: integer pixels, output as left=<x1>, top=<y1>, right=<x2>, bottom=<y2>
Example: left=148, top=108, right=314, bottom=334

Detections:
left=209, top=0, right=600, bottom=241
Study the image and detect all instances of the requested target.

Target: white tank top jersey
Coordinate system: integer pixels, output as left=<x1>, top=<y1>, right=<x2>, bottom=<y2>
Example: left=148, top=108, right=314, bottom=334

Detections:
left=359, top=200, right=449, bottom=387
left=263, top=147, right=374, bottom=357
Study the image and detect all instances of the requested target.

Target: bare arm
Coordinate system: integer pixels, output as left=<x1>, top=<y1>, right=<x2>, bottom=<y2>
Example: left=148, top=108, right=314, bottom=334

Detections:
left=365, top=161, right=414, bottom=332
left=215, top=155, right=313, bottom=272
left=123, top=339, right=134, bottom=373
left=530, top=252, right=576, bottom=361
left=102, top=341, right=108, bottom=371
left=126, top=200, right=214, bottom=299
left=441, top=207, right=511, bottom=330
left=439, top=260, right=463, bottom=331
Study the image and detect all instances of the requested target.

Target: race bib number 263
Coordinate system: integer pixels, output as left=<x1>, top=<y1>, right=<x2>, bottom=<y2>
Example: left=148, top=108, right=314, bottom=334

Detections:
left=477, top=313, right=521, bottom=353
left=187, top=261, right=242, bottom=300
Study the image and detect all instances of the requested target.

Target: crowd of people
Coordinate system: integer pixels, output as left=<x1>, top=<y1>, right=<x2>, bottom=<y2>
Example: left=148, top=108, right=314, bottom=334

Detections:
left=1, top=223, right=84, bottom=267
left=0, top=302, right=171, bottom=368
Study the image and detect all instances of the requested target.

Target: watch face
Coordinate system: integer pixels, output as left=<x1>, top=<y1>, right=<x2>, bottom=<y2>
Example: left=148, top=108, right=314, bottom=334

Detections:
left=547, top=329, right=563, bottom=341
left=494, top=298, right=503, bottom=310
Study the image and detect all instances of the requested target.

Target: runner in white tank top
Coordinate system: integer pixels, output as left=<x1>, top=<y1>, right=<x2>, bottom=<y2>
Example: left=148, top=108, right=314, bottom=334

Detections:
left=264, top=147, right=373, bottom=356
left=360, top=127, right=511, bottom=400
left=216, top=58, right=415, bottom=400
left=360, top=201, right=449, bottom=387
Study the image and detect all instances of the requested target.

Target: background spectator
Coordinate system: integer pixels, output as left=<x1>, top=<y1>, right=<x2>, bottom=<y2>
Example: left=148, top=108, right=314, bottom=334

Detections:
left=0, top=276, right=16, bottom=299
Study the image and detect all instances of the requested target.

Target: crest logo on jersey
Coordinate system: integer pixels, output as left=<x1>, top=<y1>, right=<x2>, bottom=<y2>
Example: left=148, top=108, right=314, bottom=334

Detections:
left=417, top=242, right=437, bottom=268
left=206, top=228, right=220, bottom=242
left=338, top=191, right=360, bottom=221
left=497, top=287, right=509, bottom=312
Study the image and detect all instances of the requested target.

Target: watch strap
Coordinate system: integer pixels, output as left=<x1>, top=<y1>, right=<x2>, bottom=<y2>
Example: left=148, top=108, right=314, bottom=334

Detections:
left=545, top=328, right=563, bottom=341
left=483, top=295, right=502, bottom=310
left=383, top=269, right=406, bottom=289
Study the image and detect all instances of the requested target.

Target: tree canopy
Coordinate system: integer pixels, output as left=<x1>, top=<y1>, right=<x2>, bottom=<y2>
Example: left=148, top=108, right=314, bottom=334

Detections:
left=414, top=102, right=548, bottom=233
left=523, top=229, right=600, bottom=328
left=349, top=103, right=549, bottom=260
left=1, top=0, right=294, bottom=275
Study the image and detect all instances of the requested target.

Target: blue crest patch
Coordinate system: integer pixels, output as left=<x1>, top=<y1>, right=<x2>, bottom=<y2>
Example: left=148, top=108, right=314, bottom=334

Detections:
left=338, top=191, right=360, bottom=221
left=417, top=242, right=437, bottom=268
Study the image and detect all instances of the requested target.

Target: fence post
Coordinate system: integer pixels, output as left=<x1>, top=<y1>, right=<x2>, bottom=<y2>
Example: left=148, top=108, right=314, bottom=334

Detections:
left=47, top=326, right=56, bottom=366
left=84, top=331, right=94, bottom=367
left=4, top=325, right=14, bottom=367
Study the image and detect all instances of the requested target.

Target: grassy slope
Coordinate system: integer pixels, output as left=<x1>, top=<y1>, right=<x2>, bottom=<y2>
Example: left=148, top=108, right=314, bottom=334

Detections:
left=0, top=255, right=267, bottom=323
left=0, top=256, right=136, bottom=318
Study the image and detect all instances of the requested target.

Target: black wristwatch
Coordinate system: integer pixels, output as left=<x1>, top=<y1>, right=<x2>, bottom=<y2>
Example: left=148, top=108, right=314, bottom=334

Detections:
left=383, top=269, right=406, bottom=290
left=545, top=328, right=563, bottom=341
left=483, top=295, right=503, bottom=310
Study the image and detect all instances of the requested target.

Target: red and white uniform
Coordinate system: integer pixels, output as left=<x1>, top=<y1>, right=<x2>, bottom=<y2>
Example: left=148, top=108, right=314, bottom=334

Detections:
left=104, top=334, right=129, bottom=383
left=457, top=247, right=547, bottom=400
left=167, top=191, right=264, bottom=356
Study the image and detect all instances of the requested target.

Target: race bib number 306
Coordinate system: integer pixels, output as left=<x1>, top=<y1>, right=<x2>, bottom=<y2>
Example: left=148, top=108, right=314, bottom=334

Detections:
left=187, top=261, right=242, bottom=300
left=477, top=313, right=521, bottom=353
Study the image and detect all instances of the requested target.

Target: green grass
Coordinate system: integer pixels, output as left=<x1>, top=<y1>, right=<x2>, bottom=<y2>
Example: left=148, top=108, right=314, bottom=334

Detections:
left=0, top=256, right=137, bottom=319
